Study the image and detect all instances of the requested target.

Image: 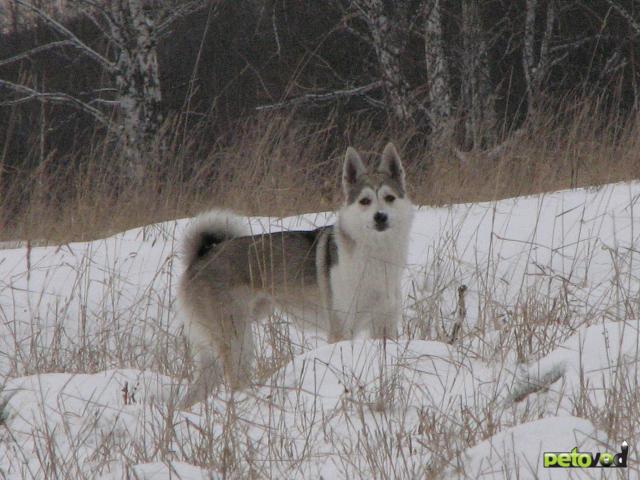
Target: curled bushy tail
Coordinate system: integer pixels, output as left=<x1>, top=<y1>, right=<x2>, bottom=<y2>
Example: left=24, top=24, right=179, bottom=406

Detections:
left=181, top=209, right=250, bottom=268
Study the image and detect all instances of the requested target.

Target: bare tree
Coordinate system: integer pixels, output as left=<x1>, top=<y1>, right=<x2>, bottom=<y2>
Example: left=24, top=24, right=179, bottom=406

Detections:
left=603, top=0, right=639, bottom=103
left=339, top=0, right=452, bottom=126
left=423, top=0, right=451, bottom=130
left=108, top=0, right=163, bottom=171
left=604, top=0, right=640, bottom=35
left=522, top=0, right=556, bottom=119
left=0, top=0, right=207, bottom=179
left=356, top=0, right=416, bottom=123
left=260, top=0, right=452, bottom=130
left=460, top=0, right=495, bottom=149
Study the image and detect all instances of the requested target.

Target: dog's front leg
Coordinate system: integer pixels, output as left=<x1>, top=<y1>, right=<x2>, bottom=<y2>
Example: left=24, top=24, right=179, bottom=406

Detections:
left=328, top=310, right=346, bottom=343
left=370, top=300, right=400, bottom=340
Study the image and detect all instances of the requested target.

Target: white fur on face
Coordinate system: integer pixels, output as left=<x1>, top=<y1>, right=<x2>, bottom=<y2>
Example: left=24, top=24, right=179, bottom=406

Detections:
left=338, top=143, right=413, bottom=250
left=339, top=183, right=414, bottom=248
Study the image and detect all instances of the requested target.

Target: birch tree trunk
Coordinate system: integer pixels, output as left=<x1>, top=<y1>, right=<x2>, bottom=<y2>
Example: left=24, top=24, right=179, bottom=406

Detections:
left=360, top=0, right=414, bottom=123
left=2, top=1, right=210, bottom=183
left=522, top=0, right=556, bottom=120
left=461, top=0, right=495, bottom=149
left=424, top=0, right=451, bottom=129
left=111, top=0, right=163, bottom=179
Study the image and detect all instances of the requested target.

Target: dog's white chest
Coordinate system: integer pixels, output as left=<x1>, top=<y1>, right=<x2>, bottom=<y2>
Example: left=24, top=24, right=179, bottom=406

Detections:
left=329, top=251, right=401, bottom=334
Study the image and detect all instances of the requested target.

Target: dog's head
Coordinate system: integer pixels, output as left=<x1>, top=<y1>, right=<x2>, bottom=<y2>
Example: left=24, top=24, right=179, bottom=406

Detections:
left=339, top=143, right=414, bottom=244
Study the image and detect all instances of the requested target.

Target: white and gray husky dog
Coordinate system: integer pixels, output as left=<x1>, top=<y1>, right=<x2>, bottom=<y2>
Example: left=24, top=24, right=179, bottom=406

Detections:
left=178, top=143, right=414, bottom=405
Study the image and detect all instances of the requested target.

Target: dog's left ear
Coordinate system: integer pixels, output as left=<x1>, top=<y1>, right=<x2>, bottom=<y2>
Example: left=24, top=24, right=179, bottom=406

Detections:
left=343, top=146, right=366, bottom=193
left=378, top=142, right=405, bottom=187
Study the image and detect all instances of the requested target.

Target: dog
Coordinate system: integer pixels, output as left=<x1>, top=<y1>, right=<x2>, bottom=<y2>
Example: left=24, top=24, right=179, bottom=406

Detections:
left=178, top=143, right=414, bottom=405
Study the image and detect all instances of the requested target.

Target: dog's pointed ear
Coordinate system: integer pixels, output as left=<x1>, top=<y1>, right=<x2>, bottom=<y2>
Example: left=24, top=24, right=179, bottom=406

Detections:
left=343, top=146, right=366, bottom=193
left=378, top=142, right=405, bottom=188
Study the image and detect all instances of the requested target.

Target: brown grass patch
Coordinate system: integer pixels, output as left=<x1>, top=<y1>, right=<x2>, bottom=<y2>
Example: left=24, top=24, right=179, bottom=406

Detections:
left=2, top=97, right=639, bottom=243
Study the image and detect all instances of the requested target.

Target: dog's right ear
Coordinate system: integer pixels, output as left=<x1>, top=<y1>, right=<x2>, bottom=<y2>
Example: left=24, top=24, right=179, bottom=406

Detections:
left=343, top=147, right=366, bottom=194
left=378, top=142, right=405, bottom=188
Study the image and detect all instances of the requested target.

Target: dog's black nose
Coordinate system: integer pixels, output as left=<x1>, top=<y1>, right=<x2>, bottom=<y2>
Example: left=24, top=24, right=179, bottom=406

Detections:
left=374, top=211, right=388, bottom=225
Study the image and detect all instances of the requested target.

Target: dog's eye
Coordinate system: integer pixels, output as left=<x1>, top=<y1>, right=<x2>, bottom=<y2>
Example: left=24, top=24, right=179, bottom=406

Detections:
left=384, top=194, right=396, bottom=203
left=359, top=197, right=371, bottom=206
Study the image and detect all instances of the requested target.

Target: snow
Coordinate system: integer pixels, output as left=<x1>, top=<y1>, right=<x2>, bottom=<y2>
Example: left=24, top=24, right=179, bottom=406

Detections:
left=458, top=416, right=605, bottom=479
left=1, top=182, right=639, bottom=479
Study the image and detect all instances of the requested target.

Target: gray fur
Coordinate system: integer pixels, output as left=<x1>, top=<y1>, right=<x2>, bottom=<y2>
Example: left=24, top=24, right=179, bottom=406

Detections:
left=181, top=210, right=250, bottom=268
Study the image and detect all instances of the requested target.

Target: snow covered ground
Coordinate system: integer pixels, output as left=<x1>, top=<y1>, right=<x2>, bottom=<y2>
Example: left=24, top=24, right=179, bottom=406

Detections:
left=1, top=183, right=639, bottom=479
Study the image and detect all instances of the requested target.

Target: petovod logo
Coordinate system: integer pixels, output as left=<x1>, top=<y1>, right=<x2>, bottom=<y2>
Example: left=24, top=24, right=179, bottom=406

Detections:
left=543, top=442, right=629, bottom=468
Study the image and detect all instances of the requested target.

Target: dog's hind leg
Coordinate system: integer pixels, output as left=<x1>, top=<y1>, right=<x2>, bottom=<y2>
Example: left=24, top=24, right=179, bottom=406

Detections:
left=221, top=312, right=254, bottom=390
left=180, top=288, right=255, bottom=406
left=215, top=288, right=256, bottom=390
left=180, top=314, right=225, bottom=407
left=181, top=343, right=224, bottom=407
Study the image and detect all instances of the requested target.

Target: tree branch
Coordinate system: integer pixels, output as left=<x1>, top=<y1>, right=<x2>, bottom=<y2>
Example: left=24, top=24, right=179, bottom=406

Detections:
left=605, top=0, right=640, bottom=35
left=538, top=0, right=556, bottom=75
left=0, top=79, right=114, bottom=128
left=157, top=0, right=210, bottom=38
left=0, top=40, right=74, bottom=68
left=255, top=81, right=384, bottom=111
left=13, top=0, right=115, bottom=72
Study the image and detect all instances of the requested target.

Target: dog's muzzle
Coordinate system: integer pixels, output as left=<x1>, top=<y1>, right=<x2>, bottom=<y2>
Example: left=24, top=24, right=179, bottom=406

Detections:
left=374, top=211, right=388, bottom=231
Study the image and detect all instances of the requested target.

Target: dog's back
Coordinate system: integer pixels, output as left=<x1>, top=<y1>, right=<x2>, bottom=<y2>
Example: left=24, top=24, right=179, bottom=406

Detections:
left=182, top=229, right=326, bottom=294
left=178, top=212, right=331, bottom=405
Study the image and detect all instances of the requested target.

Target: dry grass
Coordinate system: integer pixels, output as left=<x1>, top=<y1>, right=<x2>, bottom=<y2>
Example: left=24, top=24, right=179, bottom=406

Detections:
left=2, top=96, right=640, bottom=244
